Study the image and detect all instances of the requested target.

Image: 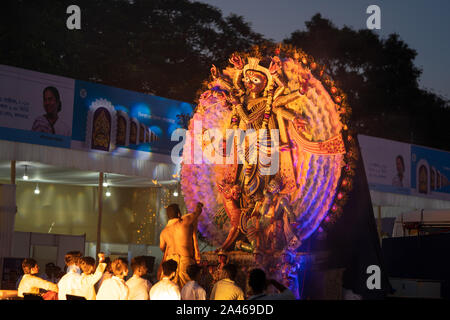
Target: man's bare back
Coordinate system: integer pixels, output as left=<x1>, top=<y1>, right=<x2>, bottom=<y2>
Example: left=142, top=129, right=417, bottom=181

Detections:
left=160, top=216, right=195, bottom=258
left=160, top=203, right=203, bottom=259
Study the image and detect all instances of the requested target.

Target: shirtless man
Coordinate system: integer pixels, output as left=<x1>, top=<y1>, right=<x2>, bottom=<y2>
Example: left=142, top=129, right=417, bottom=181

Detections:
left=159, top=202, right=203, bottom=288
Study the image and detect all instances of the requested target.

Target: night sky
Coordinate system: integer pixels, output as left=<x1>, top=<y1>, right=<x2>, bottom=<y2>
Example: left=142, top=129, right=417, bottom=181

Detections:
left=198, top=0, right=450, bottom=100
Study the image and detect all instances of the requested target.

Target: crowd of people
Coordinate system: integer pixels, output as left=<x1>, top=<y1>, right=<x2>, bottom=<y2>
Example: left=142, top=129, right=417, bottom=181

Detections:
left=15, top=202, right=296, bottom=300
left=16, top=250, right=295, bottom=300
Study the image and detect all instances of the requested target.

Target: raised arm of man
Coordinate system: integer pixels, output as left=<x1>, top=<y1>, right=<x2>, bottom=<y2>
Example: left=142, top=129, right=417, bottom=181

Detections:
left=182, top=202, right=204, bottom=225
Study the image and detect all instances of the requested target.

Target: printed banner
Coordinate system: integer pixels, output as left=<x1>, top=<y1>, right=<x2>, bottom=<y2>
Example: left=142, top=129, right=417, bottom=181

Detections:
left=0, top=65, right=75, bottom=148
left=72, top=80, right=193, bottom=156
left=358, top=134, right=411, bottom=195
left=411, top=145, right=450, bottom=199
left=359, top=134, right=450, bottom=201
left=0, top=65, right=193, bottom=157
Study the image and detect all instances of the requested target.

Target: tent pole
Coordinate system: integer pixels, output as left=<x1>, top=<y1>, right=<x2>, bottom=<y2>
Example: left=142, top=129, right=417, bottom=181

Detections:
left=10, top=160, right=16, bottom=184
left=96, top=172, right=103, bottom=256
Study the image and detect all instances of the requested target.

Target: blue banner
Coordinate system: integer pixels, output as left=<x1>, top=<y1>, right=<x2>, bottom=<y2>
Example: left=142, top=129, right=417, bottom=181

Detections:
left=359, top=134, right=450, bottom=201
left=411, top=145, right=450, bottom=198
left=72, top=80, right=193, bottom=156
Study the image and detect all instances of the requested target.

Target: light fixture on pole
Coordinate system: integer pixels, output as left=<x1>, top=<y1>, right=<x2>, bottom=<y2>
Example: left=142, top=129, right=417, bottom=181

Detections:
left=34, top=183, right=40, bottom=195
left=105, top=188, right=111, bottom=197
left=173, top=183, right=179, bottom=197
left=23, top=165, right=29, bottom=180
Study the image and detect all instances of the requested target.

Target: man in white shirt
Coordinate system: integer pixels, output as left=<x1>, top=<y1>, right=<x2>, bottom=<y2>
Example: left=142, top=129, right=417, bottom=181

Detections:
left=181, top=264, right=206, bottom=300
left=75, top=254, right=107, bottom=300
left=247, top=268, right=296, bottom=300
left=57, top=251, right=82, bottom=300
left=18, top=258, right=58, bottom=298
left=97, top=257, right=129, bottom=300
left=126, top=256, right=152, bottom=300
left=150, top=259, right=181, bottom=300
left=210, top=264, right=244, bottom=300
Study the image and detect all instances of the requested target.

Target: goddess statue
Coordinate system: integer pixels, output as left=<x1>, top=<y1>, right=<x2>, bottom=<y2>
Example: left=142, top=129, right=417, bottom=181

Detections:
left=183, top=48, right=348, bottom=256
left=181, top=47, right=355, bottom=299
left=209, top=53, right=345, bottom=253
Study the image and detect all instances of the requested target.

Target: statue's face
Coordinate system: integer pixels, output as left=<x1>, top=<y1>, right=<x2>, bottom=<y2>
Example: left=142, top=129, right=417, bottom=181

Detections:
left=243, top=70, right=267, bottom=95
left=266, top=179, right=281, bottom=194
left=231, top=185, right=241, bottom=199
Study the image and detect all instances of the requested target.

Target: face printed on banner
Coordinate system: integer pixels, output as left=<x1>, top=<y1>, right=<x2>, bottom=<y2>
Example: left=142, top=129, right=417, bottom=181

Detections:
left=43, top=89, right=59, bottom=115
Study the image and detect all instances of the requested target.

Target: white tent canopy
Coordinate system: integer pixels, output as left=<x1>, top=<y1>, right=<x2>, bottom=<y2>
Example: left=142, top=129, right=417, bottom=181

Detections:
left=0, top=140, right=179, bottom=186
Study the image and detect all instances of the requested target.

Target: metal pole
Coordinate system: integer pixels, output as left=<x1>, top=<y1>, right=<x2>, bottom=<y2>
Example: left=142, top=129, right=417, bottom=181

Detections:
left=96, top=172, right=103, bottom=256
left=10, top=160, right=16, bottom=184
left=154, top=187, right=161, bottom=246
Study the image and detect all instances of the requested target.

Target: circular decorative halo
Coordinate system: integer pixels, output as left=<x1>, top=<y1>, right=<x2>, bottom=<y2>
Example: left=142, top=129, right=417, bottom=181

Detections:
left=181, top=44, right=357, bottom=251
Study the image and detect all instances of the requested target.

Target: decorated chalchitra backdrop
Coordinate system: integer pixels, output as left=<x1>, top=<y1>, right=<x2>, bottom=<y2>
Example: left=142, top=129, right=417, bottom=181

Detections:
left=180, top=45, right=358, bottom=283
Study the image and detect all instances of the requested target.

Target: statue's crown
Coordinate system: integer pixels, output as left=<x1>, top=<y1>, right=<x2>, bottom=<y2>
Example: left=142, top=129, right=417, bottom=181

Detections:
left=246, top=57, right=262, bottom=70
